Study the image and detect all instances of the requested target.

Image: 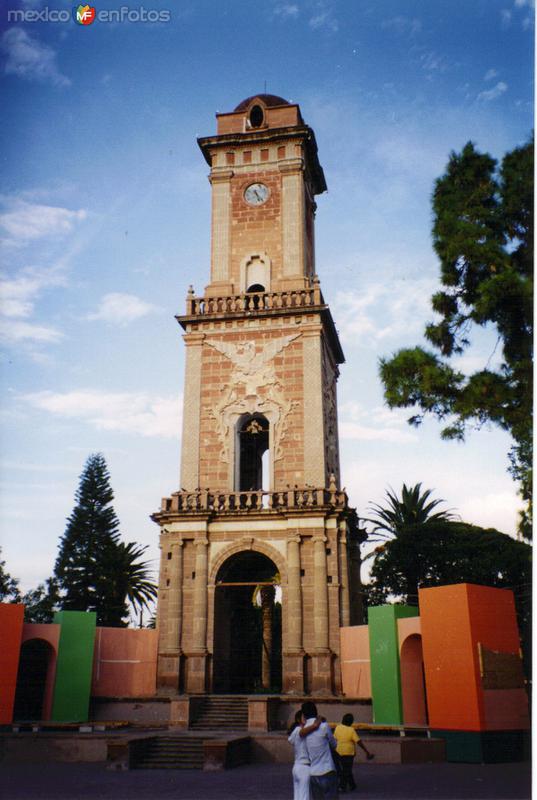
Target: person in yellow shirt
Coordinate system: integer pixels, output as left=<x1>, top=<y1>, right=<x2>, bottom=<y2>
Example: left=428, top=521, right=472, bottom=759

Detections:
left=333, top=713, right=374, bottom=792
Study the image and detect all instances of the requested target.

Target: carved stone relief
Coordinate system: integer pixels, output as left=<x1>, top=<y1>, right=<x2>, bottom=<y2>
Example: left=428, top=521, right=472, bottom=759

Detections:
left=204, top=333, right=301, bottom=465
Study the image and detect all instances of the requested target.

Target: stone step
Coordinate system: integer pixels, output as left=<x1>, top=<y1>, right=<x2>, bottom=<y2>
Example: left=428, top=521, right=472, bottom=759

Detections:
left=131, top=736, right=206, bottom=770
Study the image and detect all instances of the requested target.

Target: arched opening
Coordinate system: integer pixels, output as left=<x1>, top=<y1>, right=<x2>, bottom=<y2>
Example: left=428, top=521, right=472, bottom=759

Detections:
left=246, top=283, right=265, bottom=294
left=213, top=550, right=282, bottom=693
left=13, top=639, right=56, bottom=721
left=249, top=104, right=264, bottom=128
left=400, top=634, right=428, bottom=725
left=236, top=414, right=269, bottom=491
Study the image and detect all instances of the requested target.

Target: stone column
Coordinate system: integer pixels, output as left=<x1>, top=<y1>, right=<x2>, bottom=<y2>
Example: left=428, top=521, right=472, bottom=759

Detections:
left=312, top=533, right=333, bottom=694
left=180, top=332, right=204, bottom=491
left=186, top=537, right=209, bottom=693
left=209, top=169, right=233, bottom=291
left=283, top=535, right=304, bottom=693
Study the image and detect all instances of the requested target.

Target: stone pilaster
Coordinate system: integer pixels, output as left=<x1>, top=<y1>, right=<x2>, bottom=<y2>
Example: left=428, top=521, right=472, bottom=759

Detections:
left=302, top=328, right=326, bottom=486
left=283, top=535, right=304, bottom=693
left=156, top=539, right=178, bottom=694
left=209, top=169, right=233, bottom=286
left=166, top=539, right=184, bottom=652
left=312, top=533, right=333, bottom=694
left=280, top=159, right=305, bottom=279
left=338, top=523, right=350, bottom=627
left=180, top=332, right=204, bottom=491
left=185, top=537, right=209, bottom=693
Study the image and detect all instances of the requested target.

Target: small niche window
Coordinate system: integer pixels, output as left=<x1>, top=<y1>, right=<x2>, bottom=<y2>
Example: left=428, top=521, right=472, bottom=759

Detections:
left=167, top=552, right=172, bottom=560
left=236, top=413, right=269, bottom=491
left=249, top=104, right=264, bottom=128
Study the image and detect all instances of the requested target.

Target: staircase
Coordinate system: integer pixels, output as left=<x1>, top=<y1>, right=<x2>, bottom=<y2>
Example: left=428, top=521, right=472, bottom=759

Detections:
left=190, top=695, right=249, bottom=730
left=132, top=735, right=206, bottom=769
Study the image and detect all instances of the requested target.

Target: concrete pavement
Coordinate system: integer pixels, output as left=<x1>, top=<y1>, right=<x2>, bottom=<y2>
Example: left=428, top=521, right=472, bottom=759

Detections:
left=0, top=761, right=531, bottom=800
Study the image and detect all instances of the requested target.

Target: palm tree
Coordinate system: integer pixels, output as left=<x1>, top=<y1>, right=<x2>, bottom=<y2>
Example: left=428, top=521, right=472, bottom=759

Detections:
left=363, top=483, right=456, bottom=605
left=110, top=542, right=158, bottom=625
left=365, top=483, right=454, bottom=543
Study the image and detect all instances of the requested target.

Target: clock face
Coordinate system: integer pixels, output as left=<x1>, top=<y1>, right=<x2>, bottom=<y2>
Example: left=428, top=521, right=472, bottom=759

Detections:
left=244, top=183, right=269, bottom=206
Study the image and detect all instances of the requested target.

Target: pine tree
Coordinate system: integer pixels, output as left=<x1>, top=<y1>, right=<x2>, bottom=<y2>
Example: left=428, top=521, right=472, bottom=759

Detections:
left=54, top=453, right=128, bottom=625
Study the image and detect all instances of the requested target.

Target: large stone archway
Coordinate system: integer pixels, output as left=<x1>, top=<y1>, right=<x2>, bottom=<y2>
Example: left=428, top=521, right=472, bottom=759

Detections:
left=211, top=547, right=282, bottom=694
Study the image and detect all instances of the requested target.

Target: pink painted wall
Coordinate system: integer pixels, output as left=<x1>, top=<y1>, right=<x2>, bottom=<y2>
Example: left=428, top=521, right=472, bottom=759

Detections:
left=340, top=625, right=371, bottom=698
left=0, top=604, right=25, bottom=724
left=21, top=623, right=60, bottom=720
left=92, top=627, right=158, bottom=697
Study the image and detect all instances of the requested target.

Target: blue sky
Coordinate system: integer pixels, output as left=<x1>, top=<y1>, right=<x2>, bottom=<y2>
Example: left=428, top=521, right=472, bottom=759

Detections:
left=0, top=0, right=533, bottom=595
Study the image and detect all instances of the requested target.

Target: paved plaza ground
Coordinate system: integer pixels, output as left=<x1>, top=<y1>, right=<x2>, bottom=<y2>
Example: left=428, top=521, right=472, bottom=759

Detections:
left=0, top=761, right=531, bottom=800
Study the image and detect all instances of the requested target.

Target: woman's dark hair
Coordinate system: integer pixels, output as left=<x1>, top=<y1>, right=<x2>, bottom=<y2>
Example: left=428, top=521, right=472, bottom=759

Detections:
left=342, top=713, right=354, bottom=726
left=288, top=709, right=303, bottom=735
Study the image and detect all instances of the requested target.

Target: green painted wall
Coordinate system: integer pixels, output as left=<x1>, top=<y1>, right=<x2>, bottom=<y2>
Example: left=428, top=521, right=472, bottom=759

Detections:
left=51, top=611, right=96, bottom=722
left=368, top=604, right=419, bottom=725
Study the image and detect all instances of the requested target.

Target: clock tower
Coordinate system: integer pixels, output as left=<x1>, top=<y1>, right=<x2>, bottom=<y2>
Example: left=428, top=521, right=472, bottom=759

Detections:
left=152, top=95, right=363, bottom=698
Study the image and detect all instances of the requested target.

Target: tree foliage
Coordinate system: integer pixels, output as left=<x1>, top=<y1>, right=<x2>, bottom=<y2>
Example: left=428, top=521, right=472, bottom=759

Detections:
left=366, top=520, right=531, bottom=606
left=54, top=453, right=157, bottom=626
left=365, top=482, right=454, bottom=542
left=379, top=138, right=533, bottom=537
left=0, top=547, right=21, bottom=603
left=20, top=579, right=60, bottom=623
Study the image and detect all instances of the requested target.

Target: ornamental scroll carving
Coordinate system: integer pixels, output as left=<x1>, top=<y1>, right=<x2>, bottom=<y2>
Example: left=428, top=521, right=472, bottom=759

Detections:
left=322, top=343, right=340, bottom=485
left=205, top=333, right=301, bottom=465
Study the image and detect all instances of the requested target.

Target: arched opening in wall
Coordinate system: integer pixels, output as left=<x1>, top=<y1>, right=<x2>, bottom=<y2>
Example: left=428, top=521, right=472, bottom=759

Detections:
left=213, top=550, right=282, bottom=694
left=400, top=634, right=428, bottom=725
left=246, top=283, right=265, bottom=294
left=13, top=639, right=56, bottom=721
left=236, top=414, right=270, bottom=491
left=249, top=104, right=264, bottom=128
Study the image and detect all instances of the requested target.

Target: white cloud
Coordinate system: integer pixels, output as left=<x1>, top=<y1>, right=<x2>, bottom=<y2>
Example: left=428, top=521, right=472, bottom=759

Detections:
left=0, top=267, right=66, bottom=319
left=24, top=389, right=181, bottom=439
left=501, top=9, right=512, bottom=25
left=419, top=50, right=448, bottom=73
left=0, top=200, right=87, bottom=244
left=0, top=318, right=63, bottom=343
left=477, top=81, right=508, bottom=102
left=273, top=3, right=299, bottom=18
left=1, top=27, right=71, bottom=88
left=87, top=292, right=160, bottom=326
left=333, top=277, right=436, bottom=346
left=339, top=401, right=418, bottom=444
left=309, top=2, right=338, bottom=32
left=381, top=16, right=422, bottom=36
left=514, top=0, right=534, bottom=8
left=484, top=68, right=498, bottom=81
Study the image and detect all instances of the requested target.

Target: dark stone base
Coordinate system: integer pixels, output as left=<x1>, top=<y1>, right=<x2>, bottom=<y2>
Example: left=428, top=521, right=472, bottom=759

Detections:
left=432, top=729, right=530, bottom=763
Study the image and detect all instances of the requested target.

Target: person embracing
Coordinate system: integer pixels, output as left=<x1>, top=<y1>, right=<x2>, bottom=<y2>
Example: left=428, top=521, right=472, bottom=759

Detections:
left=288, top=709, right=324, bottom=800
left=299, top=701, right=339, bottom=800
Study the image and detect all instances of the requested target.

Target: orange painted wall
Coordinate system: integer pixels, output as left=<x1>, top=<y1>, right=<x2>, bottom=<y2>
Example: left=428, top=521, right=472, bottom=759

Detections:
left=21, top=623, right=60, bottom=720
left=340, top=625, right=371, bottom=698
left=0, top=604, right=25, bottom=724
left=92, top=627, right=158, bottom=697
left=420, top=584, right=483, bottom=730
left=419, top=583, right=528, bottom=731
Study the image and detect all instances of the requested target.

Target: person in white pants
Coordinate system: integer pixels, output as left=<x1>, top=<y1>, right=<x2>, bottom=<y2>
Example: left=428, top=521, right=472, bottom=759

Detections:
left=288, top=710, right=322, bottom=800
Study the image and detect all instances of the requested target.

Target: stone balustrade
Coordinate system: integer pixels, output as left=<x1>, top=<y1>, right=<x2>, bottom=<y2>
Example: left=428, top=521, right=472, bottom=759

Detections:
left=184, top=282, right=323, bottom=317
left=160, top=483, right=348, bottom=515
